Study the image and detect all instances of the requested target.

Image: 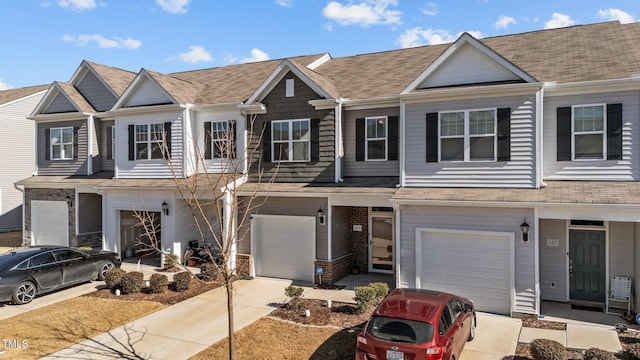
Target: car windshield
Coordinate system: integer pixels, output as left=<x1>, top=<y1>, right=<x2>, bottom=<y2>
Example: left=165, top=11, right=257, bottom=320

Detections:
left=366, top=316, right=434, bottom=344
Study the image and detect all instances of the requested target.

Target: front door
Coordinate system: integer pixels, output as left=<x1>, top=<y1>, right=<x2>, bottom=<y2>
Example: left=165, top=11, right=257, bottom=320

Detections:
left=569, top=229, right=606, bottom=302
left=369, top=215, right=393, bottom=273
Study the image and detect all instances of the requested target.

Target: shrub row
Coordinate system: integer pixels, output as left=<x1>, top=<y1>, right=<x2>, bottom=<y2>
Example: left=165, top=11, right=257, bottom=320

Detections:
left=354, top=282, right=390, bottom=313
left=529, top=339, right=615, bottom=360
left=103, top=269, right=191, bottom=294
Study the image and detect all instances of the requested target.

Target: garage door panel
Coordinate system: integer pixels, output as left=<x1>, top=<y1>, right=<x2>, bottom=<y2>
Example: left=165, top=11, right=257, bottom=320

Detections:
left=31, top=200, right=69, bottom=246
left=419, top=229, right=512, bottom=315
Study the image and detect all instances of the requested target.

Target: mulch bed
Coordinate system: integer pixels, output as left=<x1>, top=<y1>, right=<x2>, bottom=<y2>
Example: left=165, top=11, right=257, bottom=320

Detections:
left=83, top=278, right=222, bottom=305
left=270, top=298, right=373, bottom=328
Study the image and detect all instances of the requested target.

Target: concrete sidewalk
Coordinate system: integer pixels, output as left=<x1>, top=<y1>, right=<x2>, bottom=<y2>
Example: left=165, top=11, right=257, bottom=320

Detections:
left=42, top=277, right=293, bottom=360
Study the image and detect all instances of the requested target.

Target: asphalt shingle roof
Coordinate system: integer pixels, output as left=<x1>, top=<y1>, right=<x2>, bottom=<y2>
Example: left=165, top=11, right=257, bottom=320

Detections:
left=84, top=61, right=136, bottom=96
left=0, top=85, right=48, bottom=105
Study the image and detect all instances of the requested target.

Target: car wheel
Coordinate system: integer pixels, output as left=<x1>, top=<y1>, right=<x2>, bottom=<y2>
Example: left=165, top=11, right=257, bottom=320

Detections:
left=467, top=315, right=476, bottom=341
left=12, top=281, right=37, bottom=305
left=98, top=261, right=116, bottom=280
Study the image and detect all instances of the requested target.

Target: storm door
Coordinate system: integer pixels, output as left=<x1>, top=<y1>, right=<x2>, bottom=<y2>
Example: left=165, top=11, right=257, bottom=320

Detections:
left=369, top=215, right=394, bottom=273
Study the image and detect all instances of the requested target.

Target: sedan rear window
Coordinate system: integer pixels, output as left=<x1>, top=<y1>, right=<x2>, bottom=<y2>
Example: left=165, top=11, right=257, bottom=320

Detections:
left=366, top=316, right=434, bottom=344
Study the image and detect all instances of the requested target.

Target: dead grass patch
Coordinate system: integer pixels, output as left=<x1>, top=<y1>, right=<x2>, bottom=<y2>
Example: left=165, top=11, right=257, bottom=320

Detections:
left=0, top=297, right=165, bottom=359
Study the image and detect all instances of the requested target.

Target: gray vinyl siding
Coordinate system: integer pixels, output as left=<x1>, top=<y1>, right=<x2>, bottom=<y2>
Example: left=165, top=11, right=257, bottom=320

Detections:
left=539, top=219, right=567, bottom=301
left=0, top=92, right=42, bottom=231
left=37, top=120, right=88, bottom=176
left=343, top=107, right=399, bottom=177
left=44, top=92, right=76, bottom=113
left=248, top=72, right=335, bottom=183
left=404, top=93, right=537, bottom=188
left=543, top=91, right=639, bottom=180
left=76, top=71, right=117, bottom=112
left=610, top=222, right=635, bottom=278
left=237, top=196, right=328, bottom=260
left=331, top=206, right=351, bottom=259
left=399, top=205, right=536, bottom=314
left=99, top=120, right=114, bottom=171
left=78, top=193, right=102, bottom=234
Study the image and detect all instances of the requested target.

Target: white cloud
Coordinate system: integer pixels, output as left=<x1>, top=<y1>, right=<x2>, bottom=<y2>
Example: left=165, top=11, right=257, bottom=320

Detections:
left=242, top=49, right=270, bottom=63
left=0, top=79, right=11, bottom=91
left=544, top=13, right=575, bottom=29
left=178, top=46, right=213, bottom=64
left=322, top=0, right=402, bottom=27
left=597, top=8, right=636, bottom=24
left=156, top=0, right=189, bottom=14
left=397, top=28, right=483, bottom=48
left=62, top=34, right=142, bottom=49
left=495, top=15, right=516, bottom=29
left=275, top=0, right=294, bottom=7
left=422, top=2, right=437, bottom=16
left=57, top=0, right=96, bottom=12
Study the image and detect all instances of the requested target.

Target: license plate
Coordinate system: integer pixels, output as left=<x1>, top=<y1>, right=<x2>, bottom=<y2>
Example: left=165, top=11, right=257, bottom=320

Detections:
left=386, top=349, right=404, bottom=360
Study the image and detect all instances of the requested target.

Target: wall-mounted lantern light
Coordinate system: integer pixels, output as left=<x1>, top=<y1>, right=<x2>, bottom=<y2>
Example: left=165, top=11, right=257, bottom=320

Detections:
left=520, top=219, right=530, bottom=242
left=317, top=207, right=326, bottom=225
left=162, top=201, right=169, bottom=216
left=65, top=195, right=73, bottom=208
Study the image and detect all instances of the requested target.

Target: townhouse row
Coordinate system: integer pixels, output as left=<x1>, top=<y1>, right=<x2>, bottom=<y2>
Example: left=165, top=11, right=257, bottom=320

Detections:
left=4, top=21, right=640, bottom=317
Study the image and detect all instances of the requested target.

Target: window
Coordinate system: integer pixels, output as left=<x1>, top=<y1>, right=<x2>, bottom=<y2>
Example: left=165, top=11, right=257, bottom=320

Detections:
left=208, top=121, right=229, bottom=159
left=448, top=299, right=464, bottom=320
left=54, top=249, right=84, bottom=261
left=366, top=116, right=387, bottom=160
left=440, top=109, right=496, bottom=162
left=272, top=119, right=310, bottom=162
left=29, top=251, right=56, bottom=267
left=286, top=78, right=294, bottom=97
left=573, top=104, right=605, bottom=160
left=50, top=127, right=74, bottom=160
left=135, top=123, right=165, bottom=160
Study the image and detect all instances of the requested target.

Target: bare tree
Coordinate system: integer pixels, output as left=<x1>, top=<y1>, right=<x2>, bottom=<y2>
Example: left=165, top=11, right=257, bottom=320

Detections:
left=130, top=112, right=276, bottom=359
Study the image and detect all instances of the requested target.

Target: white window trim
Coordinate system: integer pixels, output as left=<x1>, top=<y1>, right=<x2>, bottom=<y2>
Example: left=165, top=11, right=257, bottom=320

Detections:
left=438, top=108, right=497, bottom=162
left=571, top=103, right=607, bottom=161
left=209, top=121, right=229, bottom=159
left=135, top=123, right=165, bottom=160
left=50, top=126, right=73, bottom=160
left=272, top=118, right=311, bottom=163
left=111, top=126, right=116, bottom=160
left=365, top=116, right=388, bottom=161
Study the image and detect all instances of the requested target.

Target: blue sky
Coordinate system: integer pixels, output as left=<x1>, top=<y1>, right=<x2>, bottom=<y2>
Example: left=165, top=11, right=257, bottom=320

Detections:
left=2, top=0, right=640, bottom=90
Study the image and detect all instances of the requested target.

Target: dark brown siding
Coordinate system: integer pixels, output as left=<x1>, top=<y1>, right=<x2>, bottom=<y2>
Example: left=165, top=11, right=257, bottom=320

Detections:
left=248, top=72, right=336, bottom=183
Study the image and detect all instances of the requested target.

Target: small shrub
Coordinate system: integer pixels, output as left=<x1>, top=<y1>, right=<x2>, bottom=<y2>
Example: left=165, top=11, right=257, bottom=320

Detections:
left=369, top=282, right=389, bottom=303
left=584, top=348, right=615, bottom=360
left=200, top=263, right=218, bottom=281
left=121, top=271, right=144, bottom=294
left=148, top=273, right=169, bottom=294
left=354, top=286, right=377, bottom=313
left=174, top=271, right=192, bottom=292
left=285, top=285, right=305, bottom=309
left=626, top=343, right=640, bottom=360
left=104, top=268, right=127, bottom=289
left=530, top=338, right=565, bottom=360
left=164, top=253, right=178, bottom=270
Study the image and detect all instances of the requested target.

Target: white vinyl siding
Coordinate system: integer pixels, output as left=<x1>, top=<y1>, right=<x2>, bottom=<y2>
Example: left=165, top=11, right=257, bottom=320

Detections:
left=539, top=219, right=567, bottom=301
left=543, top=91, right=638, bottom=181
left=404, top=94, right=537, bottom=188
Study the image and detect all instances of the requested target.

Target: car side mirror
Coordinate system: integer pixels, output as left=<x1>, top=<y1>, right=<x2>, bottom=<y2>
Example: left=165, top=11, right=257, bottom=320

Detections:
left=464, top=304, right=473, bottom=312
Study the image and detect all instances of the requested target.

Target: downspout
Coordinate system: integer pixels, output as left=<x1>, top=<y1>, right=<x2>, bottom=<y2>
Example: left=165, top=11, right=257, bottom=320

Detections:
left=87, top=115, right=94, bottom=175
left=335, top=99, right=344, bottom=182
left=537, top=87, right=546, bottom=188
left=13, top=182, right=27, bottom=245
left=223, top=189, right=235, bottom=273
left=399, top=100, right=406, bottom=187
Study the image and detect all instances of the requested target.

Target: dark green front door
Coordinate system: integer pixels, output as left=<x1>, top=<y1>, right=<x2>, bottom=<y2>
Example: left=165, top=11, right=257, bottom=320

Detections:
left=569, top=229, right=606, bottom=302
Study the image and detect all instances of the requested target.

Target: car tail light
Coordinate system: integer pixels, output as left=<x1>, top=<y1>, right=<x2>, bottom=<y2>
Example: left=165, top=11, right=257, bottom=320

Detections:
left=426, top=346, right=443, bottom=359
left=357, top=335, right=368, bottom=346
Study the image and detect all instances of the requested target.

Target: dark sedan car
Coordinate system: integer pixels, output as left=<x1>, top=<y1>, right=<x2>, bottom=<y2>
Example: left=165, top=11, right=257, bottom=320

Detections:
left=356, top=288, right=476, bottom=360
left=0, top=246, right=121, bottom=305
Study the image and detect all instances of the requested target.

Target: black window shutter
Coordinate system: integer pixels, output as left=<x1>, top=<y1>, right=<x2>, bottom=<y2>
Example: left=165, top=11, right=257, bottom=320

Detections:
left=355, top=118, right=365, bottom=161
left=388, top=116, right=399, bottom=161
left=556, top=107, right=572, bottom=161
left=164, top=122, right=172, bottom=156
left=426, top=112, right=439, bottom=162
left=228, top=120, right=236, bottom=159
left=204, top=122, right=212, bottom=160
left=73, top=126, right=79, bottom=159
left=607, top=103, right=623, bottom=160
left=106, top=126, right=113, bottom=160
left=497, top=108, right=511, bottom=162
left=44, top=128, right=50, bottom=160
left=262, top=122, right=271, bottom=163
left=310, top=118, right=320, bottom=162
left=128, top=124, right=134, bottom=161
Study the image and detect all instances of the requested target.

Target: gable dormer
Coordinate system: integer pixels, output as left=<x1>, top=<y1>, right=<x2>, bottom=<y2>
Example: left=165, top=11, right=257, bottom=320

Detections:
left=403, top=33, right=537, bottom=93
left=32, top=82, right=95, bottom=116
left=69, top=61, right=136, bottom=112
left=113, top=70, right=177, bottom=109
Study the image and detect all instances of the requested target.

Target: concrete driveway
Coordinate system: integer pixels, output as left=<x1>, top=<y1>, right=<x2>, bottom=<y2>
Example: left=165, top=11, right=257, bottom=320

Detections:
left=460, top=312, right=522, bottom=360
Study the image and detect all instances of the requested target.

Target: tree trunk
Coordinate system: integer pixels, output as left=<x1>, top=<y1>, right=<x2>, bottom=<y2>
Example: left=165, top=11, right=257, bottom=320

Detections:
left=227, top=276, right=235, bottom=359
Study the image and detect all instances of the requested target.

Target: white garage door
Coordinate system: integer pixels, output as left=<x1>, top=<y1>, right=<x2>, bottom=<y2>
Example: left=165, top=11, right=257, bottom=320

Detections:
left=252, top=215, right=315, bottom=282
left=417, top=229, right=513, bottom=315
left=31, top=200, right=69, bottom=246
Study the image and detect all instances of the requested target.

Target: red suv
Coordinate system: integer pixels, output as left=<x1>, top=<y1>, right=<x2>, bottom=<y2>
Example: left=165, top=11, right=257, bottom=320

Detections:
left=356, top=288, right=476, bottom=360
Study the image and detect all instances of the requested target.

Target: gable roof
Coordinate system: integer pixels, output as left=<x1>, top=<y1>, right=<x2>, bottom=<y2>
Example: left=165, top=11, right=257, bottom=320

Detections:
left=0, top=85, right=48, bottom=105
left=83, top=61, right=137, bottom=96
left=30, top=81, right=96, bottom=117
